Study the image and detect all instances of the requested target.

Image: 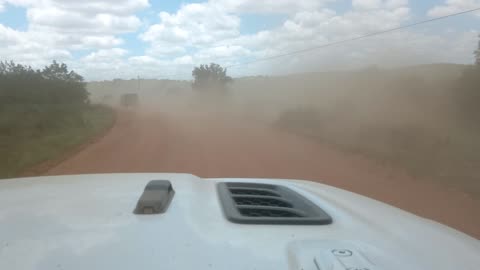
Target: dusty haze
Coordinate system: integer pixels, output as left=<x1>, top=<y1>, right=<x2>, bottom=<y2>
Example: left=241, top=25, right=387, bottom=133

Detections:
left=49, top=63, right=478, bottom=237
left=87, top=63, right=479, bottom=198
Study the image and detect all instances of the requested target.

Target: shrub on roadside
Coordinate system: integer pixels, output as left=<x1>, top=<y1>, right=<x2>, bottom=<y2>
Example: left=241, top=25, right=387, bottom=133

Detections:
left=0, top=60, right=113, bottom=178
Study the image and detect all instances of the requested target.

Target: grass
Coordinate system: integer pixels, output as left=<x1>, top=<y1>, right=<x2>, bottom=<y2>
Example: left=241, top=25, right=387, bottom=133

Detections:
left=0, top=104, right=115, bottom=179
left=342, top=126, right=480, bottom=198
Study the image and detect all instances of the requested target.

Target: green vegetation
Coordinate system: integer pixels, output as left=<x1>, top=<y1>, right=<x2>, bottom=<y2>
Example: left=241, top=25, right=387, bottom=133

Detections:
left=192, top=63, right=232, bottom=93
left=0, top=61, right=114, bottom=179
left=276, top=106, right=480, bottom=197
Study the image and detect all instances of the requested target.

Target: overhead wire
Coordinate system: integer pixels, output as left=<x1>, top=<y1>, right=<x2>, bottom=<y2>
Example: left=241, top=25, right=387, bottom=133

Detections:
left=155, top=7, right=480, bottom=78
left=224, top=7, right=480, bottom=69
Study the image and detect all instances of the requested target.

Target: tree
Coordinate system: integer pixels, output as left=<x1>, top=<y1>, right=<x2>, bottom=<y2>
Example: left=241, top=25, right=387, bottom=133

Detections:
left=42, top=60, right=84, bottom=83
left=0, top=60, right=88, bottom=105
left=41, top=61, right=88, bottom=104
left=192, top=63, right=232, bottom=92
left=453, top=35, right=480, bottom=126
left=0, top=61, right=38, bottom=76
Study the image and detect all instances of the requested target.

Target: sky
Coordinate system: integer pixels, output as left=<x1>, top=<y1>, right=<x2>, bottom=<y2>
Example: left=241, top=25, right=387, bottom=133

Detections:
left=0, top=0, right=479, bottom=80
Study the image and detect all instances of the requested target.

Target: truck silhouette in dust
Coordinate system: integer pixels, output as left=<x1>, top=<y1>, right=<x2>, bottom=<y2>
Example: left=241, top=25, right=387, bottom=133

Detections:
left=120, top=93, right=139, bottom=107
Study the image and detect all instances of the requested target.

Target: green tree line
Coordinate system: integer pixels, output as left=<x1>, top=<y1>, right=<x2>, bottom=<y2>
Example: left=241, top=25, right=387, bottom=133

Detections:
left=0, top=60, right=88, bottom=105
left=0, top=60, right=113, bottom=178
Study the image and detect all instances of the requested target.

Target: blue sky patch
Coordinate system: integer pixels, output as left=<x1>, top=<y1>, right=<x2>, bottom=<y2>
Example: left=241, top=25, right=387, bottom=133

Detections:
left=0, top=4, right=27, bottom=30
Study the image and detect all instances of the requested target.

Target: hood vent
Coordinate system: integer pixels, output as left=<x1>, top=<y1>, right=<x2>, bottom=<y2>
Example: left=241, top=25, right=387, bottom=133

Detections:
left=229, top=187, right=280, bottom=197
left=217, top=182, right=332, bottom=225
left=233, top=196, right=292, bottom=208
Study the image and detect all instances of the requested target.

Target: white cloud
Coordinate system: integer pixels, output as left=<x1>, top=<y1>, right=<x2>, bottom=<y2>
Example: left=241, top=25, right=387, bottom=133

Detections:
left=80, top=36, right=123, bottom=49
left=135, top=0, right=479, bottom=79
left=220, top=1, right=410, bottom=61
left=215, top=0, right=331, bottom=14
left=352, top=0, right=406, bottom=10
left=79, top=53, right=188, bottom=80
left=3, top=0, right=37, bottom=7
left=352, top=0, right=383, bottom=10
left=352, top=0, right=408, bottom=10
left=427, top=0, right=480, bottom=17
left=5, top=0, right=148, bottom=14
left=0, top=0, right=147, bottom=69
left=48, top=0, right=149, bottom=16
left=128, top=55, right=160, bottom=65
left=384, top=0, right=408, bottom=9
left=77, top=48, right=130, bottom=79
left=141, top=2, right=241, bottom=52
left=146, top=44, right=186, bottom=56
left=0, top=24, right=23, bottom=45
left=2, top=0, right=479, bottom=80
left=27, top=7, right=142, bottom=34
left=173, top=55, right=193, bottom=65
left=83, top=48, right=128, bottom=63
left=224, top=30, right=479, bottom=77
left=141, top=0, right=411, bottom=65
left=0, top=24, right=73, bottom=67
left=196, top=45, right=251, bottom=59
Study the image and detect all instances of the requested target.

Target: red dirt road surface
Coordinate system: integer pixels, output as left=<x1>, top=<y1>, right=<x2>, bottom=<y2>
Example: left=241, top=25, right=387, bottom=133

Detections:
left=47, top=103, right=480, bottom=239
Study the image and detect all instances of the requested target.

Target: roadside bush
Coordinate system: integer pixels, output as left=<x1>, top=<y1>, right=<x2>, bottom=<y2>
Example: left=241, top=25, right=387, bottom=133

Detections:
left=0, top=61, right=88, bottom=105
left=453, top=65, right=480, bottom=127
left=275, top=104, right=480, bottom=197
left=0, top=60, right=113, bottom=178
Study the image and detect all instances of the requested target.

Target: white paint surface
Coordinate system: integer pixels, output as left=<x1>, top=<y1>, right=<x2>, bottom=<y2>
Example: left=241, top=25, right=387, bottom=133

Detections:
left=0, top=173, right=478, bottom=269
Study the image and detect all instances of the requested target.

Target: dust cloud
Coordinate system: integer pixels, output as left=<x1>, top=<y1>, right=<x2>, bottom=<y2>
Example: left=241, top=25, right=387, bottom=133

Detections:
left=86, top=62, right=479, bottom=198
left=226, top=64, right=479, bottom=198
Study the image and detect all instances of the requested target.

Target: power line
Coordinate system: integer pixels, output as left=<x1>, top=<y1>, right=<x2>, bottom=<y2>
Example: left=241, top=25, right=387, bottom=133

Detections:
left=224, top=7, right=480, bottom=69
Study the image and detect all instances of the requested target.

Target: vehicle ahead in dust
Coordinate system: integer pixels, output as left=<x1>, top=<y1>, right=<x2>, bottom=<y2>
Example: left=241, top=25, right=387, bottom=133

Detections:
left=120, top=93, right=139, bottom=107
left=0, top=173, right=478, bottom=270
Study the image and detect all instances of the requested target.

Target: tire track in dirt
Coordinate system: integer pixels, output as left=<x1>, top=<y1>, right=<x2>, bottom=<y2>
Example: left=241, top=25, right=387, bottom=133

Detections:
left=46, top=104, right=480, bottom=239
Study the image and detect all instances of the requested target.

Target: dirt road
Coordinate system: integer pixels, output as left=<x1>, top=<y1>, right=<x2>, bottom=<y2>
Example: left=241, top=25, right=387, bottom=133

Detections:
left=47, top=103, right=480, bottom=238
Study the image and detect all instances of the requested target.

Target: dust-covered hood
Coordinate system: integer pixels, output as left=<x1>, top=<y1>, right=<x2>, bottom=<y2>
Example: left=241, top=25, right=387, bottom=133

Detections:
left=0, top=173, right=478, bottom=270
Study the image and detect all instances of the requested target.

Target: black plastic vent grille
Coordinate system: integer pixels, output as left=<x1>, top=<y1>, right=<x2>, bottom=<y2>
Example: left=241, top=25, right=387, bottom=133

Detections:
left=217, top=182, right=332, bottom=225
left=239, top=208, right=301, bottom=217
left=229, top=188, right=280, bottom=197
left=233, top=196, right=292, bottom=208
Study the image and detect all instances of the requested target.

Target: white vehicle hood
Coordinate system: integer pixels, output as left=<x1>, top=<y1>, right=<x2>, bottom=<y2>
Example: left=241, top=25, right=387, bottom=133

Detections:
left=0, top=173, right=478, bottom=270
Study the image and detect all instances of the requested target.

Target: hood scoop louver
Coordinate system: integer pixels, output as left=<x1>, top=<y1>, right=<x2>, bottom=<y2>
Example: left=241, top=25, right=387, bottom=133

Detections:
left=217, top=182, right=332, bottom=225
